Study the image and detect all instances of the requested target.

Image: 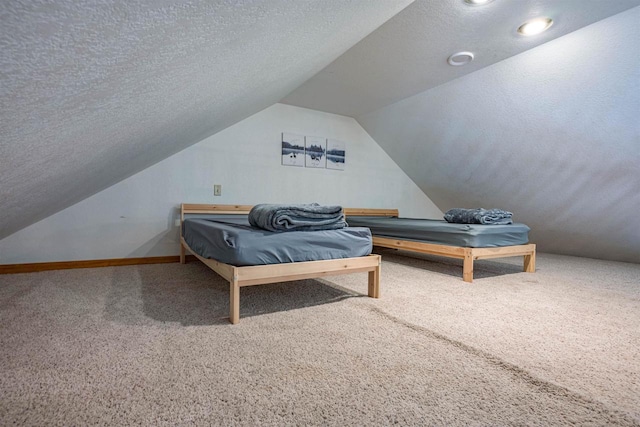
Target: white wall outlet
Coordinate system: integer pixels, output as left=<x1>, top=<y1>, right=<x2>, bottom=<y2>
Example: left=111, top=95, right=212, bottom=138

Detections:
left=214, top=184, right=222, bottom=196
left=174, top=219, right=180, bottom=227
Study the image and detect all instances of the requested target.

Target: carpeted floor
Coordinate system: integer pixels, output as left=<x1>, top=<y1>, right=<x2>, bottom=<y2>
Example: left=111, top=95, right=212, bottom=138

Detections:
left=1, top=250, right=639, bottom=426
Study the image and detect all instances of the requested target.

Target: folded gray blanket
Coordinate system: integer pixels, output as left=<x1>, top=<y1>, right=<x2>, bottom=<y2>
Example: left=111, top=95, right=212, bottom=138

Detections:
left=248, top=203, right=347, bottom=232
left=444, top=208, right=513, bottom=225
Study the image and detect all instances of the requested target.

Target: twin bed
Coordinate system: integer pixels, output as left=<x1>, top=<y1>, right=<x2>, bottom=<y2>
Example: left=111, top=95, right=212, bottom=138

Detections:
left=180, top=204, right=380, bottom=324
left=180, top=204, right=536, bottom=324
left=344, top=208, right=536, bottom=283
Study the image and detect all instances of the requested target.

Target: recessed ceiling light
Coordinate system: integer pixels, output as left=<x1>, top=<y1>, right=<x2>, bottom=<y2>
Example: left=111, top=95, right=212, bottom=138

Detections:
left=447, top=52, right=474, bottom=66
left=517, top=17, right=553, bottom=36
left=464, top=0, right=494, bottom=5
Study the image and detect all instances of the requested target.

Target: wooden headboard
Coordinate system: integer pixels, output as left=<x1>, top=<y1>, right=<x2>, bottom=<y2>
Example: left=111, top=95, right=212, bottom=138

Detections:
left=180, top=204, right=399, bottom=221
left=181, top=204, right=253, bottom=220
left=343, top=208, right=398, bottom=217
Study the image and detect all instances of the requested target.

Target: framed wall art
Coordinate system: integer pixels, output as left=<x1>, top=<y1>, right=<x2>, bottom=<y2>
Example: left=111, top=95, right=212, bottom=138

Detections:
left=326, top=139, right=346, bottom=170
left=281, top=132, right=305, bottom=167
left=305, top=136, right=326, bottom=168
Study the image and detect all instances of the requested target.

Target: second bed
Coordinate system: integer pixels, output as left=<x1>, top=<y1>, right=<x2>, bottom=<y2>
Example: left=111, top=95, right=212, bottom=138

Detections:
left=345, top=208, right=536, bottom=283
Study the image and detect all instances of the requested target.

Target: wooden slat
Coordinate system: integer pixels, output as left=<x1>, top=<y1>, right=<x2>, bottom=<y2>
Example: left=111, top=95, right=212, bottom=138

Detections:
left=236, top=254, right=380, bottom=287
left=0, top=255, right=197, bottom=275
left=343, top=208, right=398, bottom=217
left=182, top=204, right=254, bottom=215
left=471, top=244, right=537, bottom=260
left=183, top=204, right=400, bottom=218
left=373, top=236, right=467, bottom=258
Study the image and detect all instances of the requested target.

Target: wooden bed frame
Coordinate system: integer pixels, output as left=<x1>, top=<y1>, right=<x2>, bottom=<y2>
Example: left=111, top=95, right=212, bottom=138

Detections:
left=343, top=208, right=535, bottom=283
left=180, top=204, right=381, bottom=324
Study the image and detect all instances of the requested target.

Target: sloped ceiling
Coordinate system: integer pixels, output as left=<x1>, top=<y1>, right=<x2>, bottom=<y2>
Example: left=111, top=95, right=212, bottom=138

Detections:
left=356, top=8, right=640, bottom=263
left=0, top=0, right=412, bottom=239
left=282, top=0, right=640, bottom=117
left=281, top=1, right=640, bottom=263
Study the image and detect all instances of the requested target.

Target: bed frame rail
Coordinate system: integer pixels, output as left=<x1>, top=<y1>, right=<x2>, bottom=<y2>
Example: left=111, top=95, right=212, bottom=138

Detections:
left=343, top=208, right=398, bottom=217
left=181, top=203, right=253, bottom=219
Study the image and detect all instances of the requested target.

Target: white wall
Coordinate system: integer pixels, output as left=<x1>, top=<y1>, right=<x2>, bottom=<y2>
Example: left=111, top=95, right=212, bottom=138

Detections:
left=0, top=103, right=440, bottom=264
left=357, top=7, right=640, bottom=263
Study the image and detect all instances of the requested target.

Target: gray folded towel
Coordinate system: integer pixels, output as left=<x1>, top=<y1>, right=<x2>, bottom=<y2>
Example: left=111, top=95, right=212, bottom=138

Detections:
left=249, top=203, right=347, bottom=232
left=444, top=208, right=513, bottom=225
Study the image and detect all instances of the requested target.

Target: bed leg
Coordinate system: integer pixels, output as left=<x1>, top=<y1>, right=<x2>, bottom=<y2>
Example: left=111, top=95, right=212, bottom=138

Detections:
left=463, top=249, right=474, bottom=283
left=180, top=242, right=186, bottom=264
left=229, top=277, right=240, bottom=324
left=368, top=256, right=381, bottom=298
left=524, top=248, right=536, bottom=273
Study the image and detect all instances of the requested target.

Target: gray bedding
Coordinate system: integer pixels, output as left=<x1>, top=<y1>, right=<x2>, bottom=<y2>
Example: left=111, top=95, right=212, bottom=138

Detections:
left=248, top=203, right=346, bottom=232
left=346, top=216, right=530, bottom=248
left=444, top=208, right=513, bottom=225
left=182, top=215, right=372, bottom=266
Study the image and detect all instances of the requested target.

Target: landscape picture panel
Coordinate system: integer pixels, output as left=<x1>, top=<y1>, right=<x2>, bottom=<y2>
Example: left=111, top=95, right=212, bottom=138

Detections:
left=326, top=139, right=346, bottom=170
left=281, top=132, right=305, bottom=167
left=305, top=136, right=326, bottom=168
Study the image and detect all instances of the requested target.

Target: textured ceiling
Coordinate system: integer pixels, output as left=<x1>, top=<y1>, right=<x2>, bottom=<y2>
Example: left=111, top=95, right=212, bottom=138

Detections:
left=281, top=0, right=640, bottom=117
left=0, top=0, right=412, bottom=239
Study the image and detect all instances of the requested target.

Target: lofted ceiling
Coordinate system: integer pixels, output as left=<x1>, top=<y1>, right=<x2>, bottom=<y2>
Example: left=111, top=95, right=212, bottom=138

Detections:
left=0, top=0, right=412, bottom=239
left=282, top=0, right=640, bottom=117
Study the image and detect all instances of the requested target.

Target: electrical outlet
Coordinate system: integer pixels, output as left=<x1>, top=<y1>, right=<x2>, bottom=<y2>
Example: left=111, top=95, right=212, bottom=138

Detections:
left=214, top=184, right=222, bottom=196
left=174, top=219, right=181, bottom=227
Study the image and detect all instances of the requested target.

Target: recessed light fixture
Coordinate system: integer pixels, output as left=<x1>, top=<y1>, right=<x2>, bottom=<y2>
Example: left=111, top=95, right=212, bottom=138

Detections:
left=447, top=51, right=475, bottom=66
left=464, top=0, right=494, bottom=5
left=517, top=17, right=553, bottom=36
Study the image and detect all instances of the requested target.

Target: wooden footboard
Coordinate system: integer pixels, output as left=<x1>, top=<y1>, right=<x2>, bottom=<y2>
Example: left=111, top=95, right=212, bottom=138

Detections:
left=180, top=204, right=381, bottom=324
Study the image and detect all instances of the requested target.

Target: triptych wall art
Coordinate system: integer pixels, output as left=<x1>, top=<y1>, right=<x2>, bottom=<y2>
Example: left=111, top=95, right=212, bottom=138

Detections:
left=281, top=132, right=345, bottom=170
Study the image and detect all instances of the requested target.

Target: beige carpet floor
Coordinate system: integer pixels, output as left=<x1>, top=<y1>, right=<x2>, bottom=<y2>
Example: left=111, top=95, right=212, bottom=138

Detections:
left=1, top=250, right=639, bottom=426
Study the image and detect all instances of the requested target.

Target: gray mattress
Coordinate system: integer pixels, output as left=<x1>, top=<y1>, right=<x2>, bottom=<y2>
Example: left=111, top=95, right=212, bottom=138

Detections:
left=346, top=216, right=530, bottom=248
left=182, top=215, right=372, bottom=266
